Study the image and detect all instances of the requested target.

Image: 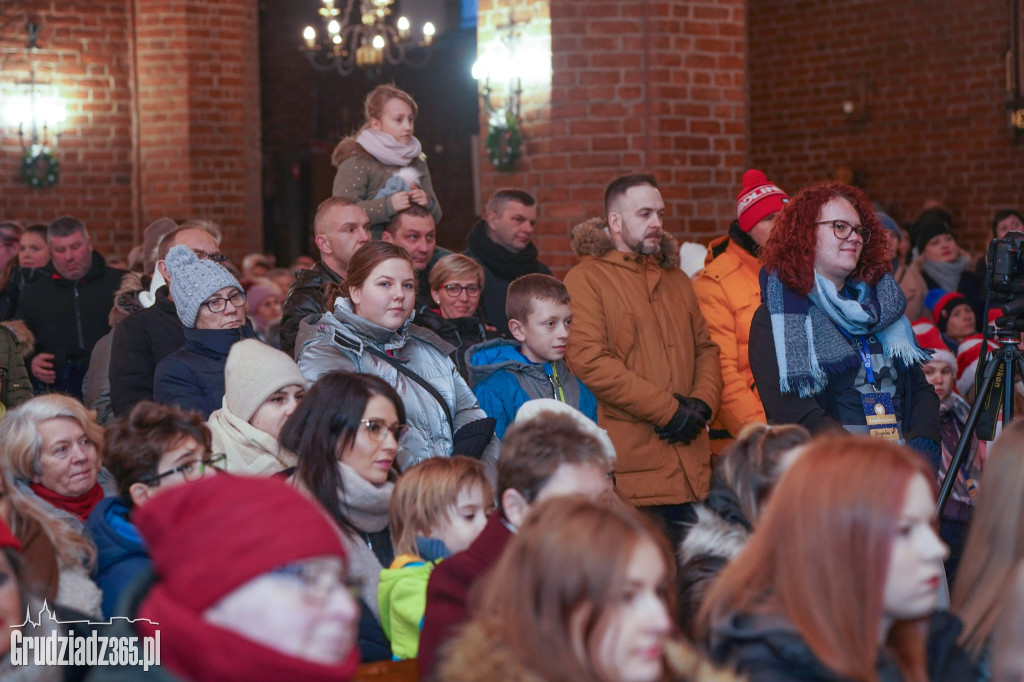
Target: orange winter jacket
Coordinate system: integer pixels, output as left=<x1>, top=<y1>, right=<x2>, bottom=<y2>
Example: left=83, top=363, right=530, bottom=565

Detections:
left=693, top=236, right=765, bottom=454
left=564, top=219, right=723, bottom=506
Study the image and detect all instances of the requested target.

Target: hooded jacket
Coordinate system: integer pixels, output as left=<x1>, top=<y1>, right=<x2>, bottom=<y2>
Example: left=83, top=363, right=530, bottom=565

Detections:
left=14, top=250, right=125, bottom=397
left=109, top=286, right=186, bottom=417
left=0, top=319, right=33, bottom=410
left=280, top=261, right=341, bottom=358
left=207, top=399, right=297, bottom=477
left=563, top=218, right=723, bottom=506
left=153, top=324, right=255, bottom=419
left=85, top=496, right=151, bottom=618
left=694, top=226, right=766, bottom=454
left=294, top=298, right=498, bottom=475
left=414, top=306, right=497, bottom=381
left=467, top=338, right=598, bottom=439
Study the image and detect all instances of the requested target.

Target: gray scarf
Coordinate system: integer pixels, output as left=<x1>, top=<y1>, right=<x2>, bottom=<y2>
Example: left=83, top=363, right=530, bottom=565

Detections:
left=355, top=129, right=422, bottom=167
left=337, top=461, right=394, bottom=619
left=921, top=254, right=969, bottom=293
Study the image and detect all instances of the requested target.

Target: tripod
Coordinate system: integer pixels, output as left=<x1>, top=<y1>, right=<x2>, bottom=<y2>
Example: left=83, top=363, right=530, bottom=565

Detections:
left=936, top=326, right=1024, bottom=517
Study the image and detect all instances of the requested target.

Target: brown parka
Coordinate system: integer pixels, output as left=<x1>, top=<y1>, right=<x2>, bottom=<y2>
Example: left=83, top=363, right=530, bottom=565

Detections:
left=564, top=219, right=723, bottom=506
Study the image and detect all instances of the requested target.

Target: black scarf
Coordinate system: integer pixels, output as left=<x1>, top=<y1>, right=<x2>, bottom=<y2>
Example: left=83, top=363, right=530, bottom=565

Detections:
left=466, top=220, right=547, bottom=282
left=728, top=221, right=761, bottom=258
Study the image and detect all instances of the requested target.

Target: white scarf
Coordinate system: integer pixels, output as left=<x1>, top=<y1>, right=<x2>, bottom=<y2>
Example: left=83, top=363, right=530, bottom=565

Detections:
left=356, top=129, right=422, bottom=167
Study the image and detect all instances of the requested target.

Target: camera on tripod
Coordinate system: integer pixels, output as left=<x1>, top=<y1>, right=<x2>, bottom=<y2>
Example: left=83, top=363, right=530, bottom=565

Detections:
left=987, top=231, right=1024, bottom=298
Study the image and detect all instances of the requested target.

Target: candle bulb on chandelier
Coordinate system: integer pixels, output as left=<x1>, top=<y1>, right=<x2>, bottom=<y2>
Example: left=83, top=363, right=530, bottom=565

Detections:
left=422, top=22, right=435, bottom=46
left=302, top=26, right=317, bottom=50
left=397, top=16, right=410, bottom=40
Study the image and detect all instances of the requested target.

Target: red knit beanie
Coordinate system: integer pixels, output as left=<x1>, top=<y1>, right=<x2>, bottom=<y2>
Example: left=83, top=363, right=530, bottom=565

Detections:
left=931, top=291, right=970, bottom=333
left=133, top=475, right=346, bottom=612
left=736, top=169, right=789, bottom=232
left=0, top=519, right=21, bottom=552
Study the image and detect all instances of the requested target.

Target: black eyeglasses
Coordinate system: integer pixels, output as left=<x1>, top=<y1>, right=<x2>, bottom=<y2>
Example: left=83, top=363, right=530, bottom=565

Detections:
left=141, top=453, right=226, bottom=485
left=816, top=219, right=871, bottom=244
left=442, top=283, right=481, bottom=297
left=360, top=418, right=410, bottom=444
left=192, top=249, right=229, bottom=263
left=203, top=290, right=246, bottom=314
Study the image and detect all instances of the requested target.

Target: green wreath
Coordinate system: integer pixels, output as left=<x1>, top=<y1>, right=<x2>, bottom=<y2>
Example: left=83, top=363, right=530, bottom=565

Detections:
left=485, top=113, right=522, bottom=173
left=20, top=146, right=60, bottom=189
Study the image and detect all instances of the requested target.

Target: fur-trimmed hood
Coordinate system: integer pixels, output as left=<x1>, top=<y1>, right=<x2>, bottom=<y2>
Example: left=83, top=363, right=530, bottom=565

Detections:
left=109, top=272, right=145, bottom=327
left=570, top=216, right=681, bottom=270
left=0, top=320, right=34, bottom=356
left=679, top=504, right=750, bottom=566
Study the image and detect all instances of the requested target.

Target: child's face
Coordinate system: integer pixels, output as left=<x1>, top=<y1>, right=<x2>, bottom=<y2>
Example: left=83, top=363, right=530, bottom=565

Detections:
left=370, top=97, right=415, bottom=145
left=430, top=483, right=489, bottom=554
left=922, top=360, right=954, bottom=401
left=509, top=299, right=573, bottom=364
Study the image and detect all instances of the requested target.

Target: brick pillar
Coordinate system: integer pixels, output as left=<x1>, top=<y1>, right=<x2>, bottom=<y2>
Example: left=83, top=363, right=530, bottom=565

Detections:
left=135, top=0, right=263, bottom=258
left=476, top=0, right=746, bottom=275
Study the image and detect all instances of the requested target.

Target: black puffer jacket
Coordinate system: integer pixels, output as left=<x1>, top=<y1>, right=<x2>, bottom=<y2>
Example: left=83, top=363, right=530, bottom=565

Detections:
left=280, top=261, right=341, bottom=358
left=14, top=252, right=125, bottom=397
left=414, top=307, right=499, bottom=381
left=109, top=287, right=185, bottom=417
left=0, top=264, right=49, bottom=321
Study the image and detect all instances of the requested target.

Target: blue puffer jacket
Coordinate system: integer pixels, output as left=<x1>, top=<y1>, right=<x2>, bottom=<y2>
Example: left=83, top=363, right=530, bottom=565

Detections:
left=85, top=496, right=151, bottom=618
left=468, top=339, right=599, bottom=439
left=153, top=324, right=255, bottom=418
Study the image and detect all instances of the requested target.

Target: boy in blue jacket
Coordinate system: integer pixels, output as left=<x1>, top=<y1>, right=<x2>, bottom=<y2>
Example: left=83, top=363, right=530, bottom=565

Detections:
left=468, top=274, right=598, bottom=438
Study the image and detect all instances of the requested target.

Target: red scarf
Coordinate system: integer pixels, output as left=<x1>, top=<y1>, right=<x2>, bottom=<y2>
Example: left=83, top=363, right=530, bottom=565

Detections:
left=137, top=586, right=360, bottom=682
left=28, top=482, right=104, bottom=521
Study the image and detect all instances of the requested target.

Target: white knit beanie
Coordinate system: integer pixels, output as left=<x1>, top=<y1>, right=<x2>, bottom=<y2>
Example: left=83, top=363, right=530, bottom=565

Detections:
left=513, top=399, right=616, bottom=462
left=223, top=339, right=308, bottom=422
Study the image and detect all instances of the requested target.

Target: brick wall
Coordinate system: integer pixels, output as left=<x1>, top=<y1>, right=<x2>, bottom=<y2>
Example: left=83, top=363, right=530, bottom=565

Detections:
left=0, top=0, right=262, bottom=262
left=748, top=0, right=1023, bottom=254
left=477, top=0, right=747, bottom=275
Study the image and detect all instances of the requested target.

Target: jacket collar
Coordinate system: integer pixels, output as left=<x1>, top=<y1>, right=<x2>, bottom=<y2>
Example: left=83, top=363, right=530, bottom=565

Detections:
left=332, top=297, right=412, bottom=351
left=49, top=250, right=109, bottom=286
left=183, top=324, right=254, bottom=357
left=570, top=217, right=680, bottom=270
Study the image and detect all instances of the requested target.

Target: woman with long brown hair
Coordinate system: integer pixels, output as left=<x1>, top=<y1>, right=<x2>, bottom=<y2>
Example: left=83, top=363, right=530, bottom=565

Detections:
left=700, top=437, right=954, bottom=682
left=950, top=419, right=1024, bottom=681
left=439, top=496, right=739, bottom=682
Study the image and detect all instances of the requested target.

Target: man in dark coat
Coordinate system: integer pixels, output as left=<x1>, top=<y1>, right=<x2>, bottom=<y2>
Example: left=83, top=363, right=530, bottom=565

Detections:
left=15, top=216, right=125, bottom=397
left=280, top=197, right=370, bottom=357
left=464, top=189, right=549, bottom=336
left=417, top=409, right=614, bottom=677
left=109, top=224, right=221, bottom=416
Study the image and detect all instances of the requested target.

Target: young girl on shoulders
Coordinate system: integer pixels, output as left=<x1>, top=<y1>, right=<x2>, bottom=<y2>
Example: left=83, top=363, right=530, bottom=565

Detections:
left=378, top=456, right=492, bottom=660
left=331, top=84, right=443, bottom=233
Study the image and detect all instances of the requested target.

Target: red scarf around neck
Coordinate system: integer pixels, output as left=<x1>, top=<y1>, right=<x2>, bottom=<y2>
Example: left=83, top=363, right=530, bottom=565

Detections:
left=29, top=482, right=104, bottom=521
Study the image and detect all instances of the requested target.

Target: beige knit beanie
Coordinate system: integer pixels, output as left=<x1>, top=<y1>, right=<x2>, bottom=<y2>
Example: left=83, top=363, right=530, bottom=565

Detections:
left=224, top=339, right=308, bottom=422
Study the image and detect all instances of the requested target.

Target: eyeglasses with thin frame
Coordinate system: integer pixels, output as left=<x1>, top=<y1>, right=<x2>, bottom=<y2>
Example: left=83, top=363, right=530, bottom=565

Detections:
left=270, top=561, right=362, bottom=603
left=191, top=249, right=229, bottom=263
left=816, top=219, right=871, bottom=244
left=442, top=283, right=481, bottom=297
left=141, top=453, right=226, bottom=485
left=203, top=290, right=246, bottom=314
left=359, top=418, right=409, bottom=445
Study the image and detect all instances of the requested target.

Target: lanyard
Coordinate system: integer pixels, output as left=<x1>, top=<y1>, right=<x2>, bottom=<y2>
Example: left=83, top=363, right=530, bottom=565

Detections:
left=550, top=364, right=567, bottom=403
left=837, top=328, right=877, bottom=388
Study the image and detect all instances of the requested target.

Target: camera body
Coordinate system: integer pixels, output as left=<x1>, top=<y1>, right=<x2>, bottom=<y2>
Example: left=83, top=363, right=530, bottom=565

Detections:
left=987, top=230, right=1024, bottom=297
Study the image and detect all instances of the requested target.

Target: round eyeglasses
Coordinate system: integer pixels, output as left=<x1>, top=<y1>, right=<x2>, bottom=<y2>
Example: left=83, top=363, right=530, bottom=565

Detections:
left=816, top=219, right=871, bottom=244
left=203, top=290, right=247, bottom=314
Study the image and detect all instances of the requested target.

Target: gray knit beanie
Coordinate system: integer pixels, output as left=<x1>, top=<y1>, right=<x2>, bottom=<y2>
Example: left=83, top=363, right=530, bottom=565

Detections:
left=165, top=244, right=243, bottom=328
left=223, top=339, right=308, bottom=422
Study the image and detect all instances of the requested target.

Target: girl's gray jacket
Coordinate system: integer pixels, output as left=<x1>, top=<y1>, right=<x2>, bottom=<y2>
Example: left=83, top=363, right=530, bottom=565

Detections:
left=295, top=298, right=498, bottom=477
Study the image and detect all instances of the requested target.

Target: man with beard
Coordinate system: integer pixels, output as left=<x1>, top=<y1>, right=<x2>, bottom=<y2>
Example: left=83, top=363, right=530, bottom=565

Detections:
left=563, top=174, right=722, bottom=542
left=464, top=189, right=549, bottom=336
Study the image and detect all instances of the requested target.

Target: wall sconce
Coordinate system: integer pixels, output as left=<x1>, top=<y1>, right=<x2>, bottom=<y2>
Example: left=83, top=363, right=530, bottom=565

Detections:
left=471, top=18, right=549, bottom=172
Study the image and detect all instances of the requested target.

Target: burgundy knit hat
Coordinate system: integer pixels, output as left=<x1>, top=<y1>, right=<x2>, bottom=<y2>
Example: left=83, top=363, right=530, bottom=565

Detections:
left=133, top=475, right=346, bottom=611
left=736, top=169, right=789, bottom=232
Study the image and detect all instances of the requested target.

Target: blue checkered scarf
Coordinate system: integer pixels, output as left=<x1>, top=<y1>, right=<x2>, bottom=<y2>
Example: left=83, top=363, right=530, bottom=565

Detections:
left=764, top=270, right=930, bottom=398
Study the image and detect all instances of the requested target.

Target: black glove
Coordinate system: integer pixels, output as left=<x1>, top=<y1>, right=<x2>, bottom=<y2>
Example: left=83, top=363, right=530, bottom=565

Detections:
left=655, top=395, right=711, bottom=445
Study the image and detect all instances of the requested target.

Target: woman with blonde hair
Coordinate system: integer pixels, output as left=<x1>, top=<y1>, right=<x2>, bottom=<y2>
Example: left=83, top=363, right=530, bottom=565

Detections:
left=700, top=436, right=965, bottom=682
left=331, top=84, right=442, bottom=233
left=439, top=496, right=738, bottom=682
left=0, top=394, right=109, bottom=616
left=950, top=418, right=1024, bottom=681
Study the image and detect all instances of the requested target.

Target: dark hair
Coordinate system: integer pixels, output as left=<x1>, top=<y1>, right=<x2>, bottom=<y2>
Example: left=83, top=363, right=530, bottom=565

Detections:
left=25, top=224, right=48, bottom=238
left=604, top=173, right=658, bottom=215
left=761, top=182, right=890, bottom=295
left=992, top=209, right=1024, bottom=237
left=505, top=273, right=571, bottom=324
left=486, top=188, right=537, bottom=215
left=102, top=401, right=212, bottom=508
left=279, top=371, right=406, bottom=537
left=384, top=204, right=434, bottom=235
left=323, top=240, right=415, bottom=307
left=0, top=221, right=23, bottom=237
left=47, top=216, right=87, bottom=241
left=496, top=412, right=612, bottom=517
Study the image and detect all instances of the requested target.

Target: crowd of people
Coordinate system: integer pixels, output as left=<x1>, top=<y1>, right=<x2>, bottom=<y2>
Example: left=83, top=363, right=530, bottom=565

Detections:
left=0, top=83, right=1023, bottom=681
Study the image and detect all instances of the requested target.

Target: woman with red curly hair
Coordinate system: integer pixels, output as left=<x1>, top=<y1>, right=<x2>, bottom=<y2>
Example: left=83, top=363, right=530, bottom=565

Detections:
left=748, top=182, right=941, bottom=466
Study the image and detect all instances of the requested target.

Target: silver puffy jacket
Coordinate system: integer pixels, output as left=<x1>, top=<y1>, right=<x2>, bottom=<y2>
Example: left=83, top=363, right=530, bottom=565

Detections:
left=295, top=298, right=498, bottom=478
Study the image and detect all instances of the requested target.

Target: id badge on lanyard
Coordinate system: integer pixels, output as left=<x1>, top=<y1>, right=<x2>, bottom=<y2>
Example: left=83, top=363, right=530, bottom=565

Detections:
left=846, top=332, right=901, bottom=442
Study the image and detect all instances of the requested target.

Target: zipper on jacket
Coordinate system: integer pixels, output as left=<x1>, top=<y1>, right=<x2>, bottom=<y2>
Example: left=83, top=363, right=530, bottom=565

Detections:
left=548, top=364, right=567, bottom=403
left=73, top=284, right=85, bottom=349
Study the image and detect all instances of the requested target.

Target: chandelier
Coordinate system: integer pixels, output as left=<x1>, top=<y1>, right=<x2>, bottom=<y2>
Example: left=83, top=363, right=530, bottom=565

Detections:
left=300, top=0, right=434, bottom=76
